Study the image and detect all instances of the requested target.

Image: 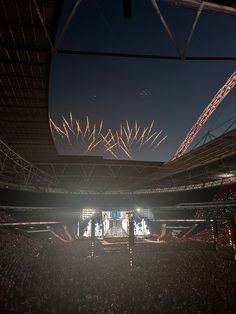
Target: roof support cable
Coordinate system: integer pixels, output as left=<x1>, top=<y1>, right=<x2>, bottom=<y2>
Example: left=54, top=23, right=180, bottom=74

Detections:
left=150, top=0, right=182, bottom=57
left=32, top=0, right=55, bottom=52
left=55, top=0, right=83, bottom=48
left=182, top=2, right=205, bottom=58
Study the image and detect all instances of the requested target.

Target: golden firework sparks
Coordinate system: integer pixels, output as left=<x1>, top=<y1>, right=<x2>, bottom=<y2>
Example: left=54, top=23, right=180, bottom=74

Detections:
left=62, top=122, right=71, bottom=144
left=150, top=130, right=163, bottom=146
left=62, top=115, right=75, bottom=135
left=69, top=112, right=74, bottom=131
left=84, top=116, right=90, bottom=137
left=153, top=135, right=168, bottom=151
left=147, top=120, right=154, bottom=137
left=98, top=120, right=103, bottom=136
left=49, top=114, right=167, bottom=159
left=88, top=139, right=102, bottom=152
left=118, top=142, right=132, bottom=159
left=142, top=131, right=158, bottom=146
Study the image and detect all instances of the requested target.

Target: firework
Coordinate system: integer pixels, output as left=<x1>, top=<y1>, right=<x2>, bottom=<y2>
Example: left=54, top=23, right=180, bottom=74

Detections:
left=49, top=114, right=167, bottom=159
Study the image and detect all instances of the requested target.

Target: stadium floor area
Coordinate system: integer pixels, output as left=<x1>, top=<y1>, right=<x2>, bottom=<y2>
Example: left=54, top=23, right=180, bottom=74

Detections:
left=1, top=237, right=236, bottom=313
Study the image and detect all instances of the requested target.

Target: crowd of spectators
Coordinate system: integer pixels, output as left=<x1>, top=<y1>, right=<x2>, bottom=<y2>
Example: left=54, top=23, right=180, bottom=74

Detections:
left=196, top=183, right=236, bottom=220
left=0, top=185, right=235, bottom=313
left=0, top=228, right=236, bottom=313
left=0, top=228, right=48, bottom=313
left=192, top=184, right=236, bottom=246
left=0, top=211, right=15, bottom=223
left=189, top=221, right=230, bottom=246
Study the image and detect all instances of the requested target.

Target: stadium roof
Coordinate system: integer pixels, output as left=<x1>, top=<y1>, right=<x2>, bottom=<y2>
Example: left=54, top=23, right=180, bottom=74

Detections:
left=143, top=128, right=236, bottom=190
left=0, top=0, right=235, bottom=193
left=39, top=129, right=235, bottom=192
left=1, top=128, right=235, bottom=193
left=0, top=0, right=62, bottom=161
left=165, top=0, right=236, bottom=16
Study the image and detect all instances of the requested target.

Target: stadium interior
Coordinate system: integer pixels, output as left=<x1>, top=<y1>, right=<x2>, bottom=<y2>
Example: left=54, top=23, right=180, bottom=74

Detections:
left=0, top=1, right=236, bottom=313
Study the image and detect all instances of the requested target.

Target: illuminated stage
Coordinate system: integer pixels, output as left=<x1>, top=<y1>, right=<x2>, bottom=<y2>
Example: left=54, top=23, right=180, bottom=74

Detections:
left=97, top=237, right=166, bottom=255
left=100, top=238, right=163, bottom=245
left=82, top=210, right=151, bottom=239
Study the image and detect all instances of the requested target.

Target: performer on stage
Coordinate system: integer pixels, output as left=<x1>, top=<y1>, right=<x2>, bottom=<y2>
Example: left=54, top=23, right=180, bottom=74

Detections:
left=95, top=222, right=102, bottom=237
left=103, top=213, right=110, bottom=236
left=122, top=213, right=129, bottom=234
left=141, top=218, right=150, bottom=236
left=76, top=220, right=80, bottom=238
left=134, top=221, right=138, bottom=236
left=83, top=220, right=92, bottom=237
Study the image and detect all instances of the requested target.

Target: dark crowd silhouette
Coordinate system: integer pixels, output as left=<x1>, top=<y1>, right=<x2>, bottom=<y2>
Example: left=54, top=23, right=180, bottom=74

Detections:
left=0, top=227, right=236, bottom=314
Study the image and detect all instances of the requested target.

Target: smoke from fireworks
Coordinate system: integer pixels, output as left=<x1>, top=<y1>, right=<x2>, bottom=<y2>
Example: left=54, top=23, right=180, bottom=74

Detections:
left=49, top=113, right=167, bottom=159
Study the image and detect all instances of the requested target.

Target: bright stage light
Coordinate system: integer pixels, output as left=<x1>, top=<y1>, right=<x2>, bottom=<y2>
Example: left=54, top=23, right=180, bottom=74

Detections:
left=216, top=173, right=234, bottom=179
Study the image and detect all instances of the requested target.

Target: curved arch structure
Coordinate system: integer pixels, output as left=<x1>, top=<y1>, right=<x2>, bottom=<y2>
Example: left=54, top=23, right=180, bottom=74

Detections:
left=172, top=71, right=236, bottom=160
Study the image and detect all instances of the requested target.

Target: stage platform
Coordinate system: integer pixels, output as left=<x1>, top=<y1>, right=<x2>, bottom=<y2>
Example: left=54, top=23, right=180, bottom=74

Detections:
left=99, top=237, right=165, bottom=246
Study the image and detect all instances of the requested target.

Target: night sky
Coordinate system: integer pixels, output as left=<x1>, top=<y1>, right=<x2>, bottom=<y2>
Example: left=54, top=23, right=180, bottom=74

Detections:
left=49, top=0, right=236, bottom=162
